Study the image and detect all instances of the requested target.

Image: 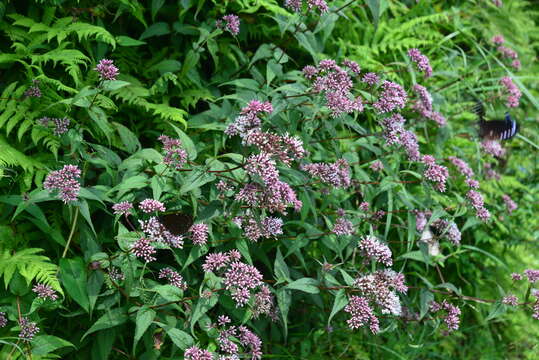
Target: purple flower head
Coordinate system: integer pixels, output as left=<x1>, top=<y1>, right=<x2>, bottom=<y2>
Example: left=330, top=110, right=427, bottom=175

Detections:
left=112, top=201, right=133, bottom=216
left=139, top=217, right=183, bottom=248
left=343, top=59, right=361, bottom=74
left=32, top=283, right=58, bottom=301
left=19, top=317, right=39, bottom=341
left=184, top=346, right=213, bottom=360
left=132, top=237, right=156, bottom=262
left=302, top=159, right=351, bottom=188
left=466, top=190, right=484, bottom=209
left=224, top=262, right=263, bottom=307
left=24, top=79, right=41, bottom=98
left=373, top=81, right=408, bottom=113
left=244, top=131, right=306, bottom=165
left=370, top=160, right=384, bottom=172
left=95, top=59, right=119, bottom=81
left=524, top=269, right=539, bottom=283
left=448, top=156, right=474, bottom=178
left=415, top=211, right=428, bottom=232
left=358, top=236, right=392, bottom=266
left=492, top=0, right=503, bottom=7
left=158, top=135, right=188, bottom=170
left=502, top=194, right=517, bottom=214
left=381, top=113, right=405, bottom=146
left=497, top=46, right=518, bottom=60
left=285, top=0, right=329, bottom=13
left=432, top=219, right=461, bottom=246
left=245, top=152, right=279, bottom=184
left=225, top=100, right=272, bottom=138
left=511, top=273, right=522, bottom=281
left=465, top=178, right=480, bottom=189
left=502, top=294, right=518, bottom=306
left=511, top=60, right=521, bottom=71
left=53, top=117, right=70, bottom=135
left=158, top=268, right=187, bottom=290
left=361, top=72, right=380, bottom=86
left=139, top=199, right=166, bottom=213
left=401, top=130, right=421, bottom=161
left=307, top=59, right=364, bottom=117
left=203, top=251, right=238, bottom=272
left=0, top=312, right=6, bottom=328
left=354, top=270, right=407, bottom=316
left=43, top=165, right=81, bottom=203
left=412, top=85, right=446, bottom=126
left=189, top=223, right=209, bottom=246
left=500, top=77, right=521, bottom=108
left=108, top=267, right=125, bottom=282
left=344, top=296, right=380, bottom=333
left=359, top=202, right=370, bottom=212
left=481, top=140, right=506, bottom=158
left=408, top=48, right=433, bottom=78
left=217, top=14, right=240, bottom=36
left=218, top=315, right=231, bottom=326
left=240, top=216, right=283, bottom=242
left=491, top=35, right=505, bottom=44
left=332, top=216, right=354, bottom=236
left=253, top=285, right=277, bottom=319
left=422, top=157, right=449, bottom=192
left=430, top=300, right=461, bottom=334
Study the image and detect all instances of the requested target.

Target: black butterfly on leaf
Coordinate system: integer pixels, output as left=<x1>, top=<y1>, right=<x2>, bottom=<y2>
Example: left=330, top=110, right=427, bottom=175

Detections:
left=474, top=101, right=519, bottom=140
left=159, top=212, right=194, bottom=236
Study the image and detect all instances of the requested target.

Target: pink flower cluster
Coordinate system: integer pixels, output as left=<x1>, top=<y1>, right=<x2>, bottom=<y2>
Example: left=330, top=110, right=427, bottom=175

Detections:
left=421, top=155, right=449, bottom=192
left=158, top=135, right=188, bottom=170
left=430, top=300, right=461, bottom=334
left=234, top=215, right=283, bottom=242
left=502, top=294, right=518, bottom=306
left=244, top=131, right=306, bottom=165
left=332, top=209, right=354, bottom=236
left=217, top=323, right=263, bottom=359
left=466, top=190, right=490, bottom=221
left=344, top=296, right=380, bottom=333
left=380, top=114, right=420, bottom=161
left=502, top=194, right=517, bottom=214
left=448, top=156, right=474, bottom=179
left=24, top=79, right=41, bottom=98
left=491, top=35, right=505, bottom=44
left=184, top=346, right=213, bottom=360
left=302, top=159, right=351, bottom=188
left=432, top=219, right=461, bottom=246
left=203, top=250, right=265, bottom=307
left=370, top=160, right=384, bottom=172
left=408, top=48, right=433, bottom=78
left=112, top=201, right=133, bottom=216
left=139, top=216, right=183, bottom=248
left=353, top=270, right=408, bottom=317
left=373, top=80, right=408, bottom=113
left=500, top=77, right=521, bottom=108
left=285, top=0, right=329, bottom=13
left=303, top=59, right=364, bottom=117
left=358, top=236, right=393, bottom=266
left=226, top=100, right=272, bottom=139
left=32, top=283, right=58, bottom=301
left=131, top=237, right=157, bottom=262
left=138, top=199, right=166, bottom=213
left=18, top=317, right=39, bottom=341
left=95, top=59, right=119, bottom=81
left=38, top=116, right=70, bottom=135
left=252, top=285, right=278, bottom=320
left=362, top=72, right=380, bottom=86
left=158, top=268, right=187, bottom=290
left=481, top=140, right=506, bottom=158
left=412, top=85, right=446, bottom=126
left=43, top=164, right=82, bottom=203
left=524, top=269, right=539, bottom=283
left=0, top=312, right=6, bottom=328
left=189, top=223, right=209, bottom=245
left=216, top=14, right=240, bottom=35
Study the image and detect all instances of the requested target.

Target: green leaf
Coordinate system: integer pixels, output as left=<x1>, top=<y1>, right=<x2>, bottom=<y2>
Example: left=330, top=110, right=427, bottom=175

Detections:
left=164, top=328, right=194, bottom=350
left=276, top=288, right=291, bottom=338
left=31, top=335, right=75, bottom=355
left=113, top=122, right=141, bottom=153
left=285, top=277, right=320, bottom=294
left=190, top=296, right=218, bottom=334
left=82, top=307, right=128, bottom=340
left=365, top=0, right=389, bottom=28
left=328, top=289, right=347, bottom=326
left=170, top=123, right=197, bottom=160
left=116, top=35, right=146, bottom=47
left=102, top=80, right=131, bottom=91
left=485, top=301, right=507, bottom=321
left=274, top=248, right=290, bottom=283
left=180, top=170, right=215, bottom=194
left=134, top=307, right=155, bottom=349
left=139, top=22, right=171, bottom=40
left=60, top=257, right=90, bottom=312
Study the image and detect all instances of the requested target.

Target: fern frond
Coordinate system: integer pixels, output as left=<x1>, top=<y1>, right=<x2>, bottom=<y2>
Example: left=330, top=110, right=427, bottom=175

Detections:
left=0, top=247, right=62, bottom=295
left=0, top=136, right=43, bottom=172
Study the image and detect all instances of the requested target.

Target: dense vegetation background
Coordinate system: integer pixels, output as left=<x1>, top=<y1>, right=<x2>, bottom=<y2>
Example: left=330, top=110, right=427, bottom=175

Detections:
left=0, top=0, right=538, bottom=359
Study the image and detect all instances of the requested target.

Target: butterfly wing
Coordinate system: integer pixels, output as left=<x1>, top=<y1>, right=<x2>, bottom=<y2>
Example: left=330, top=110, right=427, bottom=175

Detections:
left=479, top=114, right=518, bottom=141
left=159, top=212, right=194, bottom=235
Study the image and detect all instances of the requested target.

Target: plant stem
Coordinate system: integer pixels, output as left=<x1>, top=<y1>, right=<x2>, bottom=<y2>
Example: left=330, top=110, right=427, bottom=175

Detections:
left=61, top=207, right=79, bottom=258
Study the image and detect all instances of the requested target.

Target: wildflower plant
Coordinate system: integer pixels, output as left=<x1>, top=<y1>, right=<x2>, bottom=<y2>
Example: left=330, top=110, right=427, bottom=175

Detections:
left=0, top=0, right=537, bottom=359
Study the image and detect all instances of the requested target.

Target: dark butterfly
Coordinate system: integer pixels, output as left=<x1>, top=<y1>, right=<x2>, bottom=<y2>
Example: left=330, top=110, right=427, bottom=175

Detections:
left=159, top=212, right=193, bottom=235
left=474, top=101, right=519, bottom=141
